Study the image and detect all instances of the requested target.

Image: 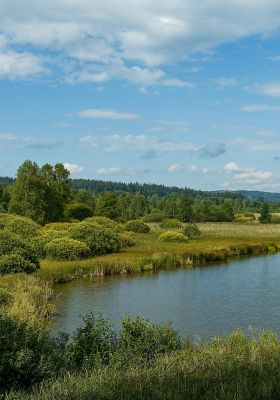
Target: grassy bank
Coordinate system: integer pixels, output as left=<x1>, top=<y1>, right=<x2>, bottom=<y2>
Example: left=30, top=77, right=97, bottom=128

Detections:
left=10, top=330, right=280, bottom=400
left=37, top=223, right=280, bottom=282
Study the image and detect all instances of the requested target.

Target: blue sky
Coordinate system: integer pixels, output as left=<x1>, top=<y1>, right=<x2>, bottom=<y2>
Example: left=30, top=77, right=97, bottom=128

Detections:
left=2, top=1, right=280, bottom=191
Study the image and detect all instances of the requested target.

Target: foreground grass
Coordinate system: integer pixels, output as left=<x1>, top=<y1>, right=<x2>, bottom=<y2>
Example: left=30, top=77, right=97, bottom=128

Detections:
left=0, top=274, right=54, bottom=329
left=37, top=223, right=280, bottom=282
left=10, top=330, right=280, bottom=400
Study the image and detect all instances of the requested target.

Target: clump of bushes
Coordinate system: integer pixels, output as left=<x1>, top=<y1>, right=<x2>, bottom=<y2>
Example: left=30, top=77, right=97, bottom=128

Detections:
left=0, top=254, right=37, bottom=274
left=118, top=233, right=136, bottom=248
left=271, top=214, right=280, bottom=224
left=5, top=216, right=41, bottom=238
left=183, top=223, right=201, bottom=238
left=84, top=216, right=123, bottom=232
left=64, top=203, right=93, bottom=221
left=45, top=238, right=91, bottom=261
left=44, top=222, right=78, bottom=231
left=69, top=222, right=122, bottom=256
left=161, top=219, right=183, bottom=229
left=158, top=231, right=188, bottom=243
left=0, top=230, right=40, bottom=274
left=124, top=220, right=150, bottom=233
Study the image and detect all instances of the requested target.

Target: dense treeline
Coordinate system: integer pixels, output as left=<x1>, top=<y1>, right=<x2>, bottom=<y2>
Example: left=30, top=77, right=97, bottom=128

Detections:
left=0, top=160, right=278, bottom=224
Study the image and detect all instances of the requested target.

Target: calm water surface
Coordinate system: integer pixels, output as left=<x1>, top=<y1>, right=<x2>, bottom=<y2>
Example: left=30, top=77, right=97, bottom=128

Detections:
left=52, top=253, right=280, bottom=340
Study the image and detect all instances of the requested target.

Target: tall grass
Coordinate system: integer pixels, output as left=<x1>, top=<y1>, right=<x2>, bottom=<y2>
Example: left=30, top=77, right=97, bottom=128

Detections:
left=10, top=330, right=280, bottom=400
left=37, top=223, right=280, bottom=282
left=0, top=274, right=54, bottom=329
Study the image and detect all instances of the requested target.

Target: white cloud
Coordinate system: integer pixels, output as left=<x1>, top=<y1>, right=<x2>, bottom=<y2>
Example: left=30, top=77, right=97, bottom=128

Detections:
left=0, top=51, right=48, bottom=79
left=0, top=133, right=17, bottom=141
left=2, top=1, right=280, bottom=81
left=224, top=162, right=273, bottom=185
left=166, top=163, right=209, bottom=174
left=77, top=108, right=140, bottom=120
left=256, top=82, right=280, bottom=97
left=241, top=104, right=280, bottom=112
left=162, top=78, right=194, bottom=89
left=224, top=161, right=240, bottom=172
left=214, top=77, right=237, bottom=87
left=105, top=134, right=199, bottom=153
left=96, top=167, right=122, bottom=175
left=79, top=136, right=98, bottom=147
left=64, top=163, right=85, bottom=174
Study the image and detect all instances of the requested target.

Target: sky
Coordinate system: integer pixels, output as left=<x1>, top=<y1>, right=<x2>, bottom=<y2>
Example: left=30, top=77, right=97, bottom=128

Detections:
left=2, top=1, right=280, bottom=191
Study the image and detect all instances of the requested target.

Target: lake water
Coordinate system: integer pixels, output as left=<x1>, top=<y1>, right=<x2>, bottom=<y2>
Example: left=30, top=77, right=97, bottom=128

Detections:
left=52, top=253, right=280, bottom=341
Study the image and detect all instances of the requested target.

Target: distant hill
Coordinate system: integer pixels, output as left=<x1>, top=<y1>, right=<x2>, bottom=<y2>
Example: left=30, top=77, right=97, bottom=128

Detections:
left=1, top=176, right=279, bottom=201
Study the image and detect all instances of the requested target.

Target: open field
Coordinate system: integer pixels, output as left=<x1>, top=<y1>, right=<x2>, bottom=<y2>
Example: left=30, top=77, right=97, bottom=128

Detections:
left=38, top=222, right=280, bottom=282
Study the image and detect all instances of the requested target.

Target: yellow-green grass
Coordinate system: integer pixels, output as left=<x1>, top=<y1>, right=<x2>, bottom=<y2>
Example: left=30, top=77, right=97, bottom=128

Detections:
left=0, top=274, right=54, bottom=329
left=37, top=223, right=280, bottom=283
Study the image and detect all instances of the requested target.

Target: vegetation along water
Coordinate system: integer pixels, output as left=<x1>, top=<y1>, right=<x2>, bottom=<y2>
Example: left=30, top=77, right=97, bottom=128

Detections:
left=2, top=161, right=280, bottom=398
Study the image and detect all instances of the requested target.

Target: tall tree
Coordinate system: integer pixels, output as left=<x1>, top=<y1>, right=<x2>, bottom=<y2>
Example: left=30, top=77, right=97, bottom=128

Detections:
left=95, top=192, right=121, bottom=220
left=176, top=193, right=194, bottom=222
left=259, top=202, right=271, bottom=224
left=9, top=160, right=70, bottom=224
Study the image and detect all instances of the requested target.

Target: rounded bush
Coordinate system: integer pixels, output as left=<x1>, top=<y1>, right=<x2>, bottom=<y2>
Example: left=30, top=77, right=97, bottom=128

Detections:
left=118, top=233, right=136, bottom=248
left=65, top=203, right=93, bottom=221
left=0, top=230, right=29, bottom=256
left=84, top=216, right=123, bottom=232
left=158, top=231, right=188, bottom=243
left=0, top=231, right=40, bottom=269
left=45, top=238, right=91, bottom=260
left=69, top=222, right=122, bottom=256
left=44, top=222, right=78, bottom=231
left=29, top=230, right=69, bottom=259
left=183, top=223, right=201, bottom=238
left=161, top=219, right=183, bottom=229
left=5, top=216, right=41, bottom=238
left=0, top=254, right=37, bottom=275
left=124, top=220, right=150, bottom=233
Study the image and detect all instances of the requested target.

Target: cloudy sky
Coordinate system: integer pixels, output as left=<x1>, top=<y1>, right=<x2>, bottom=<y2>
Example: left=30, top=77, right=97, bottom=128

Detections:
left=2, top=1, right=280, bottom=190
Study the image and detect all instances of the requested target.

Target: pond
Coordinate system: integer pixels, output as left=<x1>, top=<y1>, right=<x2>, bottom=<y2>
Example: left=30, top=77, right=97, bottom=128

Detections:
left=52, top=253, right=280, bottom=341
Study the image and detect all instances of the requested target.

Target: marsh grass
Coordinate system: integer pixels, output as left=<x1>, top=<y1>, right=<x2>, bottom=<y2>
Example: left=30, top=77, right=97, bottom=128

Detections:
left=37, top=223, right=280, bottom=282
left=0, top=274, right=54, bottom=329
left=11, top=330, right=280, bottom=400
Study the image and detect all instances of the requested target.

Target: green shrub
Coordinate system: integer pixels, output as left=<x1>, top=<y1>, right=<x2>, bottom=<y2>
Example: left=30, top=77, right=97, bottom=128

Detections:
left=271, top=214, right=280, bottom=224
left=0, top=288, right=11, bottom=306
left=0, top=313, right=66, bottom=392
left=143, top=211, right=163, bottom=223
left=124, top=220, right=150, bottom=233
left=69, top=222, right=122, bottom=256
left=118, top=233, right=136, bottom=248
left=29, top=230, right=69, bottom=259
left=161, top=219, right=183, bottom=229
left=234, top=214, right=255, bottom=222
left=65, top=203, right=93, bottom=221
left=45, top=238, right=91, bottom=260
left=5, top=216, right=41, bottom=238
left=183, top=223, right=201, bottom=238
left=0, top=254, right=37, bottom=274
left=158, top=231, right=188, bottom=243
left=0, top=231, right=39, bottom=270
left=67, top=314, right=117, bottom=369
left=84, top=216, right=123, bottom=232
left=43, top=222, right=77, bottom=231
left=118, top=316, right=182, bottom=364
